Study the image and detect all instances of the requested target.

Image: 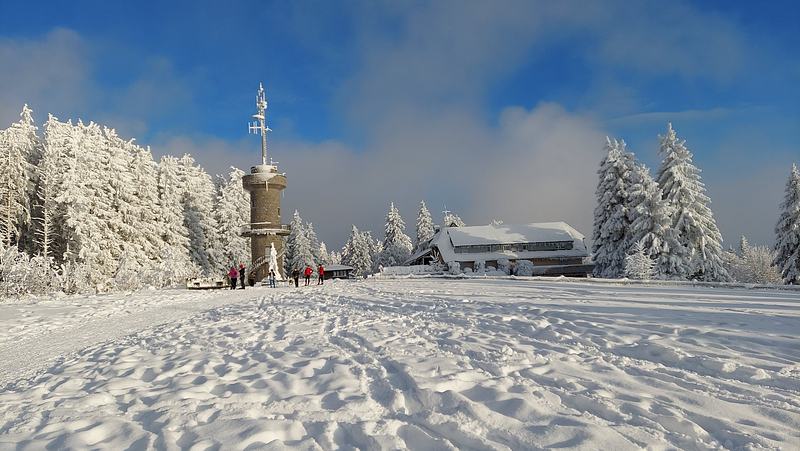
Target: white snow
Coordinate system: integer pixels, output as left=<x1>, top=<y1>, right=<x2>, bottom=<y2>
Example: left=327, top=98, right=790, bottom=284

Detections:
left=1, top=279, right=799, bottom=450
left=446, top=222, right=584, bottom=247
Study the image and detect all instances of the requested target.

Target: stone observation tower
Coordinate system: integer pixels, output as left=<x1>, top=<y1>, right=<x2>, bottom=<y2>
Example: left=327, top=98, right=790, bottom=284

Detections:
left=242, top=83, right=290, bottom=283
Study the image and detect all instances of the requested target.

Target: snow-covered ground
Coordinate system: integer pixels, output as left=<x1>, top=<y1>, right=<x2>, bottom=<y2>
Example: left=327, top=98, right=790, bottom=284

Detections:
left=1, top=278, right=799, bottom=450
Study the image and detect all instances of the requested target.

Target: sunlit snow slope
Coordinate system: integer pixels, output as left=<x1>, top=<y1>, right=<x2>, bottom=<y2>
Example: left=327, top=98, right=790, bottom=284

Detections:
left=1, top=279, right=799, bottom=450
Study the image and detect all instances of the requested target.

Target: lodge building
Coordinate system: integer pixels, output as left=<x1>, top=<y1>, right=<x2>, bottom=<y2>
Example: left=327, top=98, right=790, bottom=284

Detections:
left=407, top=222, right=594, bottom=276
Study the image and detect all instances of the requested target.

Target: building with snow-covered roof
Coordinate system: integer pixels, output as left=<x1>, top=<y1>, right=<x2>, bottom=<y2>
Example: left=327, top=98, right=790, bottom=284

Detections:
left=407, top=222, right=594, bottom=276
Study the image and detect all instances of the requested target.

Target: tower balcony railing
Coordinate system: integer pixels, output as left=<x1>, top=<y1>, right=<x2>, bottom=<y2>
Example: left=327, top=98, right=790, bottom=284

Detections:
left=241, top=223, right=291, bottom=236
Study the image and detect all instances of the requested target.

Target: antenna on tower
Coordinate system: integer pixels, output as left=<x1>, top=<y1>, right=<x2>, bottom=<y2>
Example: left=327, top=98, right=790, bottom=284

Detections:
left=248, top=82, right=271, bottom=166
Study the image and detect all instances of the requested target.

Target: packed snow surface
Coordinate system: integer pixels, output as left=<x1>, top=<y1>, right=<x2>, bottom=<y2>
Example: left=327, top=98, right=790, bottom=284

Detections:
left=1, top=279, right=799, bottom=450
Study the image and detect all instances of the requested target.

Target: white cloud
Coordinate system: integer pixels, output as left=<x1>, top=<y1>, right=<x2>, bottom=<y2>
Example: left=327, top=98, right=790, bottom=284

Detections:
left=0, top=28, right=89, bottom=126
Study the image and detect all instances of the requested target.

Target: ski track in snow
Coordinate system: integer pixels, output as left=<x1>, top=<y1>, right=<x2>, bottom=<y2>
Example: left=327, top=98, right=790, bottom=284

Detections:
left=0, top=278, right=799, bottom=450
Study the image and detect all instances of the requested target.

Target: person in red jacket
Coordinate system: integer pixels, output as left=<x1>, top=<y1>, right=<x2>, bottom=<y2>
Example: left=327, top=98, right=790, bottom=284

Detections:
left=303, top=265, right=313, bottom=286
left=317, top=264, right=325, bottom=285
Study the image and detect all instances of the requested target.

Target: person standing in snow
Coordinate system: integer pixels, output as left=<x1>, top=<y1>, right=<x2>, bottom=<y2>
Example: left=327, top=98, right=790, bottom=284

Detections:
left=304, top=265, right=313, bottom=286
left=228, top=266, right=238, bottom=290
left=238, top=263, right=246, bottom=289
left=292, top=268, right=300, bottom=287
left=269, top=269, right=276, bottom=288
left=317, top=264, right=325, bottom=285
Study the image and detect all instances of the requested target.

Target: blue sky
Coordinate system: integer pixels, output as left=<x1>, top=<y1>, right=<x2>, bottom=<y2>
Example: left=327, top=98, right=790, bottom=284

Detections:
left=1, top=0, right=797, bottom=248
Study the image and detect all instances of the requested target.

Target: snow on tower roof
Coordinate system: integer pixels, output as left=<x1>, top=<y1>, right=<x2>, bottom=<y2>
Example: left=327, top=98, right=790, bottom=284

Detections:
left=446, top=222, right=584, bottom=247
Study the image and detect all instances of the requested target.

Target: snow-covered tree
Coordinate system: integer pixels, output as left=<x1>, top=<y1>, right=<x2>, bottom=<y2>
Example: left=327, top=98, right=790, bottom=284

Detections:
left=625, top=241, right=655, bottom=280
left=113, top=250, right=143, bottom=292
left=443, top=209, right=465, bottom=227
left=286, top=213, right=315, bottom=272
left=215, top=167, right=250, bottom=267
left=58, top=259, right=91, bottom=295
left=285, top=210, right=304, bottom=271
left=377, top=202, right=413, bottom=267
left=774, top=163, right=800, bottom=284
left=179, top=154, right=222, bottom=275
left=0, top=105, right=38, bottom=248
left=108, top=134, right=162, bottom=276
left=328, top=250, right=342, bottom=265
left=415, top=200, right=435, bottom=250
left=305, top=222, right=321, bottom=264
left=157, top=155, right=196, bottom=276
left=626, top=162, right=685, bottom=279
left=32, top=121, right=61, bottom=259
left=726, top=236, right=782, bottom=284
left=27, top=255, right=56, bottom=295
left=318, top=241, right=331, bottom=265
left=341, top=225, right=372, bottom=276
left=655, top=123, right=729, bottom=281
left=592, top=137, right=636, bottom=278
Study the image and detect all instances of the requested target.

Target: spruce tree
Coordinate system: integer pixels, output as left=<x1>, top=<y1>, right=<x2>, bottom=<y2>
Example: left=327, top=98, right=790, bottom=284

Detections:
left=592, top=137, right=636, bottom=278
left=342, top=225, right=372, bottom=276
left=318, top=241, right=331, bottom=265
left=157, top=155, right=196, bottom=276
left=33, top=133, right=58, bottom=259
left=626, top=162, right=685, bottom=278
left=179, top=154, right=222, bottom=276
left=378, top=202, right=413, bottom=267
left=289, top=224, right=315, bottom=272
left=305, top=222, right=321, bottom=263
left=655, top=123, right=729, bottom=281
left=624, top=241, right=655, bottom=280
left=215, top=167, right=250, bottom=267
left=415, top=200, right=435, bottom=250
left=774, top=163, right=800, bottom=284
left=285, top=210, right=304, bottom=271
left=443, top=210, right=465, bottom=227
left=0, top=105, right=38, bottom=248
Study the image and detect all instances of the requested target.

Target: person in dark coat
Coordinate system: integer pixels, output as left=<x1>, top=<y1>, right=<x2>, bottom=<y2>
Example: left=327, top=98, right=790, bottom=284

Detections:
left=238, top=263, right=246, bottom=289
left=317, top=264, right=325, bottom=285
left=228, top=266, right=238, bottom=290
left=269, top=269, right=276, bottom=288
left=292, top=268, right=300, bottom=287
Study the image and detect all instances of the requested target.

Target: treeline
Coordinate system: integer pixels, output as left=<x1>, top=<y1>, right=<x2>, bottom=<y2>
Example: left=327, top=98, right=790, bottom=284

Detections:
left=289, top=200, right=454, bottom=277
left=594, top=123, right=799, bottom=285
left=0, top=105, right=250, bottom=297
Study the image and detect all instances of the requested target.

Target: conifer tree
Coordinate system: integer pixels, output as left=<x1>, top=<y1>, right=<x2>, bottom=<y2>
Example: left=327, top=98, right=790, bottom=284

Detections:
left=774, top=163, right=800, bottom=284
left=415, top=200, right=435, bottom=250
left=342, top=225, right=372, bottom=276
left=289, top=224, right=315, bottom=272
left=157, top=155, right=196, bottom=275
left=215, top=167, right=250, bottom=267
left=443, top=210, right=465, bottom=227
left=592, top=137, right=636, bottom=278
left=179, top=154, right=222, bottom=275
left=625, top=241, right=655, bottom=280
left=318, top=241, right=331, bottom=265
left=305, top=222, right=321, bottom=263
left=655, top=123, right=729, bottom=281
left=0, top=105, right=38, bottom=248
left=285, top=210, right=304, bottom=271
left=33, top=135, right=58, bottom=259
left=378, top=202, right=413, bottom=267
left=626, top=162, right=685, bottom=278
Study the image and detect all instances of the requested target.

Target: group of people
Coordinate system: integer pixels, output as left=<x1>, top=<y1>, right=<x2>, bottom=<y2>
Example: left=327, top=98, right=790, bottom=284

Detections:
left=290, top=264, right=325, bottom=287
left=227, top=263, right=325, bottom=289
left=227, top=263, right=247, bottom=290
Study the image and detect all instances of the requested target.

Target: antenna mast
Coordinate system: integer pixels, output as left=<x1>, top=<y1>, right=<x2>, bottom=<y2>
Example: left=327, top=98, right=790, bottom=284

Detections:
left=248, top=82, right=271, bottom=165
